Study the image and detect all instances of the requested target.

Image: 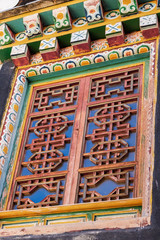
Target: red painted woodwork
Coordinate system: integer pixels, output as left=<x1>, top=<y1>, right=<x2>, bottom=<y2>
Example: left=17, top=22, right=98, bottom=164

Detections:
left=8, top=66, right=143, bottom=209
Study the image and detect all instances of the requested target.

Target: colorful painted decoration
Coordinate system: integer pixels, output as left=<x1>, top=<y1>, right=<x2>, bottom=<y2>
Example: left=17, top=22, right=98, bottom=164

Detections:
left=15, top=32, right=27, bottom=42
left=73, top=17, right=87, bottom=27
left=93, top=54, right=105, bottom=63
left=118, top=0, right=138, bottom=16
left=21, top=42, right=151, bottom=78
left=140, top=14, right=157, bottom=27
left=60, top=46, right=75, bottom=58
left=125, top=31, right=144, bottom=44
left=43, top=25, right=56, bottom=35
left=0, top=23, right=14, bottom=46
left=139, top=2, right=156, bottom=13
left=10, top=44, right=30, bottom=66
left=30, top=53, right=43, bottom=65
left=91, top=39, right=109, bottom=51
left=140, top=14, right=159, bottom=39
left=105, top=10, right=120, bottom=20
left=39, top=37, right=60, bottom=61
left=0, top=74, right=27, bottom=171
left=65, top=60, right=77, bottom=69
left=52, top=6, right=72, bottom=32
left=105, top=22, right=122, bottom=36
left=83, top=0, right=104, bottom=25
left=105, top=22, right=124, bottom=47
left=23, top=13, right=43, bottom=39
left=71, top=30, right=91, bottom=54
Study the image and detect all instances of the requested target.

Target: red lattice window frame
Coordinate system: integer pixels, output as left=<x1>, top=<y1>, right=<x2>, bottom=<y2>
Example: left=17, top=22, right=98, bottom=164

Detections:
left=7, top=65, right=143, bottom=210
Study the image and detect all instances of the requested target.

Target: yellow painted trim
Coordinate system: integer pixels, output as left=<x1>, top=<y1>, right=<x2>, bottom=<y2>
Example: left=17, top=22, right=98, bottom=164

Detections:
left=0, top=8, right=159, bottom=51
left=0, top=198, right=142, bottom=220
left=44, top=214, right=87, bottom=225
left=92, top=209, right=140, bottom=221
left=3, top=224, right=36, bottom=229
left=32, top=62, right=145, bottom=88
left=1, top=219, right=40, bottom=229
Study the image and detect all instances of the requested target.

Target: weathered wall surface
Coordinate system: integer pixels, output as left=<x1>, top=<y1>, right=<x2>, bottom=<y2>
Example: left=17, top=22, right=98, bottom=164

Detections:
left=0, top=61, right=15, bottom=126
left=0, top=0, right=74, bottom=20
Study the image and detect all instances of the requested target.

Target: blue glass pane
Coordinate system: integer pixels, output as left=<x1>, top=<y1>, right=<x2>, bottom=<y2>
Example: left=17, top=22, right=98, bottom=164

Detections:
left=24, top=149, right=33, bottom=162
left=88, top=179, right=123, bottom=196
left=23, top=188, right=52, bottom=203
left=21, top=167, right=33, bottom=176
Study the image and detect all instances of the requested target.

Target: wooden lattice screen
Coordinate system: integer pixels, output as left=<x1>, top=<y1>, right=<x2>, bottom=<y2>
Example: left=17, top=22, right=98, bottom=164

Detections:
left=8, top=67, right=142, bottom=209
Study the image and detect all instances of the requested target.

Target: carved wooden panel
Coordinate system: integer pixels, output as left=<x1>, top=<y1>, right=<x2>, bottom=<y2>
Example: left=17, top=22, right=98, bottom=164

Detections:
left=77, top=69, right=140, bottom=203
left=9, top=67, right=142, bottom=209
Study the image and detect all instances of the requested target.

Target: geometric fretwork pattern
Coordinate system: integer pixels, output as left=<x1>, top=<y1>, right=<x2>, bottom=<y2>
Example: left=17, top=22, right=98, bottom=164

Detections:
left=78, top=69, right=140, bottom=203
left=10, top=68, right=141, bottom=209
left=32, top=82, right=79, bottom=112
left=11, top=80, right=79, bottom=209
left=14, top=175, right=66, bottom=209
left=79, top=165, right=134, bottom=202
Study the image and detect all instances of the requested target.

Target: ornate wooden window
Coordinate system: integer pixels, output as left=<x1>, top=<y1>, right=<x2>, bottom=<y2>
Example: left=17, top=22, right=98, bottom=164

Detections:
left=8, top=66, right=142, bottom=210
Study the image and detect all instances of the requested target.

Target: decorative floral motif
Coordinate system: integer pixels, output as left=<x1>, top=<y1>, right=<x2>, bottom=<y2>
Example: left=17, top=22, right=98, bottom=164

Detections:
left=60, top=46, right=75, bottom=58
left=125, top=31, right=144, bottom=44
left=23, top=13, right=42, bottom=39
left=39, top=65, right=51, bottom=74
left=65, top=60, right=77, bottom=69
left=15, top=32, right=27, bottom=42
left=105, top=10, right=120, bottom=20
left=83, top=0, right=103, bottom=25
left=122, top=47, right=135, bottom=57
left=52, top=63, right=64, bottom=72
left=52, top=6, right=72, bottom=32
left=30, top=53, right=43, bottom=65
left=0, top=74, right=26, bottom=169
left=43, top=25, right=56, bottom=35
left=25, top=68, right=38, bottom=77
left=137, top=44, right=150, bottom=54
left=0, top=24, right=14, bottom=46
left=118, top=0, right=138, bottom=16
left=22, top=42, right=151, bottom=78
left=91, top=39, right=109, bottom=51
left=73, top=18, right=87, bottom=27
left=139, top=2, right=156, bottom=12
left=108, top=51, right=120, bottom=60
left=93, top=54, right=105, bottom=63
left=79, top=57, right=92, bottom=66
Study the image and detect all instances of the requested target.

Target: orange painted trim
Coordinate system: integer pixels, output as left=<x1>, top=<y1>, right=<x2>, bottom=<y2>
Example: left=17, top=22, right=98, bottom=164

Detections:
left=0, top=198, right=142, bottom=219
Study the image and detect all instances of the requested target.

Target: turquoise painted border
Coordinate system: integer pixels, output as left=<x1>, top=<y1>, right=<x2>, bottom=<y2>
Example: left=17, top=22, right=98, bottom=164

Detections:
left=0, top=53, right=150, bottom=208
